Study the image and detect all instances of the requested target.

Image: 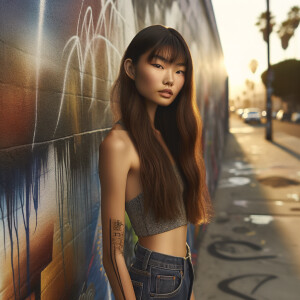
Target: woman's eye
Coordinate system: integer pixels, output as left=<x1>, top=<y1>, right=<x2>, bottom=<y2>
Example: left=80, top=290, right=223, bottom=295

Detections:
left=152, top=64, right=163, bottom=69
left=177, top=70, right=185, bottom=75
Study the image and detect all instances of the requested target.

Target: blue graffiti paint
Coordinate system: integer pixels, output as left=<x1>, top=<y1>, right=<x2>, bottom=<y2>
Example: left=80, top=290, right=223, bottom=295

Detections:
left=0, top=145, right=48, bottom=299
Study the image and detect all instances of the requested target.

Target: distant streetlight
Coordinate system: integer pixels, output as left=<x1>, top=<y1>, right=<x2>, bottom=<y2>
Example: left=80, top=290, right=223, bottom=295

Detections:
left=266, top=0, right=273, bottom=141
left=255, top=1, right=274, bottom=140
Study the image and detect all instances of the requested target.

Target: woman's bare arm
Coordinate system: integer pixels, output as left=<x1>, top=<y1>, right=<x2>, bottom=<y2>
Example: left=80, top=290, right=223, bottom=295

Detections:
left=99, top=131, right=135, bottom=300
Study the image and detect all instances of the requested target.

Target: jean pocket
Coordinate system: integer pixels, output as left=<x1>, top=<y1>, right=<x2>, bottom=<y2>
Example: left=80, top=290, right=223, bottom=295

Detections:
left=129, top=265, right=150, bottom=278
left=149, top=266, right=183, bottom=298
left=131, top=280, right=143, bottom=300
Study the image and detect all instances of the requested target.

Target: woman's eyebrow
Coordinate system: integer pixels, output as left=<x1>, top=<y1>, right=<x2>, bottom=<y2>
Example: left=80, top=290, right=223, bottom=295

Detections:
left=152, top=54, right=186, bottom=67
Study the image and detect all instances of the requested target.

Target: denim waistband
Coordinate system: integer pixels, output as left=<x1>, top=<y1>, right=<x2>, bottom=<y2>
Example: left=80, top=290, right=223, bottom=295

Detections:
left=134, top=242, right=192, bottom=271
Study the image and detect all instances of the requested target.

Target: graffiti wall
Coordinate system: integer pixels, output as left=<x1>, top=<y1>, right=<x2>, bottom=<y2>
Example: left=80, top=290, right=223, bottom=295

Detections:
left=0, top=0, right=227, bottom=299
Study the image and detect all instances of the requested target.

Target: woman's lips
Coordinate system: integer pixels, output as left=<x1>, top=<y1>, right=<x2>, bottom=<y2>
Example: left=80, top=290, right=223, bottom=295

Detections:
left=158, top=90, right=173, bottom=98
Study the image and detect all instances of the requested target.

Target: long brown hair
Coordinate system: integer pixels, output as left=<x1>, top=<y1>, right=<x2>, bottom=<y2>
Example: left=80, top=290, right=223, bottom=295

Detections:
left=111, top=25, right=213, bottom=224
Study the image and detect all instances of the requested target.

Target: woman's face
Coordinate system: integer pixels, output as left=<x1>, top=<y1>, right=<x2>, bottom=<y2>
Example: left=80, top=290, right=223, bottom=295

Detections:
left=133, top=48, right=186, bottom=107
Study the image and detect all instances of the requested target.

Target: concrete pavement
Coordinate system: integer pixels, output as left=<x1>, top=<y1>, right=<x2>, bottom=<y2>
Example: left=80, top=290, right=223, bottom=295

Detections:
left=193, top=114, right=300, bottom=300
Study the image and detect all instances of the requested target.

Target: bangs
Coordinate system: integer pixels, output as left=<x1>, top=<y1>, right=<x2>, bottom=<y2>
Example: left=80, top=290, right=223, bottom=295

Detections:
left=147, top=33, right=188, bottom=65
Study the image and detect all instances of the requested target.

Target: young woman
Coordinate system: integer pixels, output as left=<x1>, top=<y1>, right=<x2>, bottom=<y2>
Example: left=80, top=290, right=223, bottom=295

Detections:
left=99, top=25, right=213, bottom=300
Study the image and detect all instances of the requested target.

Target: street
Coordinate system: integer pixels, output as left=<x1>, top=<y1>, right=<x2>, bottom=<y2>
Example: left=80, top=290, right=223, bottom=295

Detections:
left=194, top=113, right=300, bottom=300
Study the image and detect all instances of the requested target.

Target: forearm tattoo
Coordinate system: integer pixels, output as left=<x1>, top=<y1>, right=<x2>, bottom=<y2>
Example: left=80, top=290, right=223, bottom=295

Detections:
left=110, top=218, right=126, bottom=299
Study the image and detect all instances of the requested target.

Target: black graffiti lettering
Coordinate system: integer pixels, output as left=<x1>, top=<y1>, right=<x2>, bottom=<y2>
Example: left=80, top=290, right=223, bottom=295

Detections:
left=218, top=274, right=278, bottom=300
left=207, top=240, right=277, bottom=260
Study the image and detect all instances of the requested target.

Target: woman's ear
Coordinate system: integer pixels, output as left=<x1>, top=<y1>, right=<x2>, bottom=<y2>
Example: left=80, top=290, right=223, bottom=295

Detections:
left=124, top=58, right=136, bottom=80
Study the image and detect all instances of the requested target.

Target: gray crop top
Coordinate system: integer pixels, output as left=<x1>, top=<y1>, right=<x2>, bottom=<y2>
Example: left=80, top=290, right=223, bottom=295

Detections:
left=125, top=163, right=188, bottom=237
left=115, top=119, right=188, bottom=237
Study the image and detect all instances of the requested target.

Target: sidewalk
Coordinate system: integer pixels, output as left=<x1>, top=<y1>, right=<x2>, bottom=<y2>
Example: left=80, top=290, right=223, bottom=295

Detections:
left=194, top=115, right=300, bottom=300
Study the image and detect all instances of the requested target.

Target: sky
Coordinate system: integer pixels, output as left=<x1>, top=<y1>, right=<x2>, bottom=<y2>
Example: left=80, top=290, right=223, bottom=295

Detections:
left=211, top=0, right=300, bottom=100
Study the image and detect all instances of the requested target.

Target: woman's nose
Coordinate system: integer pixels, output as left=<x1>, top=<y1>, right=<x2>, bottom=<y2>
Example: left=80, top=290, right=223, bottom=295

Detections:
left=163, top=70, right=174, bottom=86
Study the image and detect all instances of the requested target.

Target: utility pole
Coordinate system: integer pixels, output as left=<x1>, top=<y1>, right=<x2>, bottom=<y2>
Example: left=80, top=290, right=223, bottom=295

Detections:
left=266, top=0, right=273, bottom=141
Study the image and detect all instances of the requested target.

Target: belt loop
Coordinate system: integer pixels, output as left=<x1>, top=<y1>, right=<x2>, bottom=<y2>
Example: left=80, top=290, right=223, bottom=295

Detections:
left=186, top=242, right=192, bottom=261
left=142, top=248, right=152, bottom=270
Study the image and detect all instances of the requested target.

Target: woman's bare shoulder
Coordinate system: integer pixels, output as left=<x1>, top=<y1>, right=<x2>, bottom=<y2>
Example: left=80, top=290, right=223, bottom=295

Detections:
left=99, top=126, right=133, bottom=166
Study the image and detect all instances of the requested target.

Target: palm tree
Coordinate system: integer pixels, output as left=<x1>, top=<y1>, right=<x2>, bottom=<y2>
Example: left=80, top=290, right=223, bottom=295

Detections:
left=277, top=6, right=300, bottom=50
left=255, top=11, right=276, bottom=42
left=288, top=6, right=300, bottom=29
left=248, top=59, right=258, bottom=107
left=277, top=20, right=294, bottom=50
left=255, top=3, right=274, bottom=141
left=249, top=59, right=258, bottom=74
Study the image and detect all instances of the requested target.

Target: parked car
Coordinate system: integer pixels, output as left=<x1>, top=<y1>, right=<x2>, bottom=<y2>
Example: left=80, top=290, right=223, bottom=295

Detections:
left=291, top=112, right=300, bottom=123
left=236, top=108, right=244, bottom=118
left=276, top=109, right=292, bottom=121
left=242, top=108, right=262, bottom=123
left=261, top=110, right=278, bottom=119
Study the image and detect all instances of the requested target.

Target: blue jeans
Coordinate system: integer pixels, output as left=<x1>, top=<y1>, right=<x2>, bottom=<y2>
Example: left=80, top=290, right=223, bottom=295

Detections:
left=128, top=242, right=194, bottom=299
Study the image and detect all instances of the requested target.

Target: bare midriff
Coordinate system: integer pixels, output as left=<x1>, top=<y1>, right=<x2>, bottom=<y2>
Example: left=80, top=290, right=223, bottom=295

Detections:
left=138, top=224, right=188, bottom=257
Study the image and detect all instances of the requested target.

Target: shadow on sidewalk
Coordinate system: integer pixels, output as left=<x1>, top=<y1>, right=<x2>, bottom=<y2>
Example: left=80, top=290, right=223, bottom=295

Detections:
left=270, top=140, right=300, bottom=161
left=194, top=128, right=300, bottom=300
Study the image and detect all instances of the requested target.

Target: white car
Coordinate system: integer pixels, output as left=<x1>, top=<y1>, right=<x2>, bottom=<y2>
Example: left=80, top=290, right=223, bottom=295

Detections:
left=242, top=108, right=262, bottom=123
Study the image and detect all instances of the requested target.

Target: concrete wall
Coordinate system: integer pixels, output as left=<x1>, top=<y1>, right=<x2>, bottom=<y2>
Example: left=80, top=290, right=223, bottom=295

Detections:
left=0, top=0, right=227, bottom=299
